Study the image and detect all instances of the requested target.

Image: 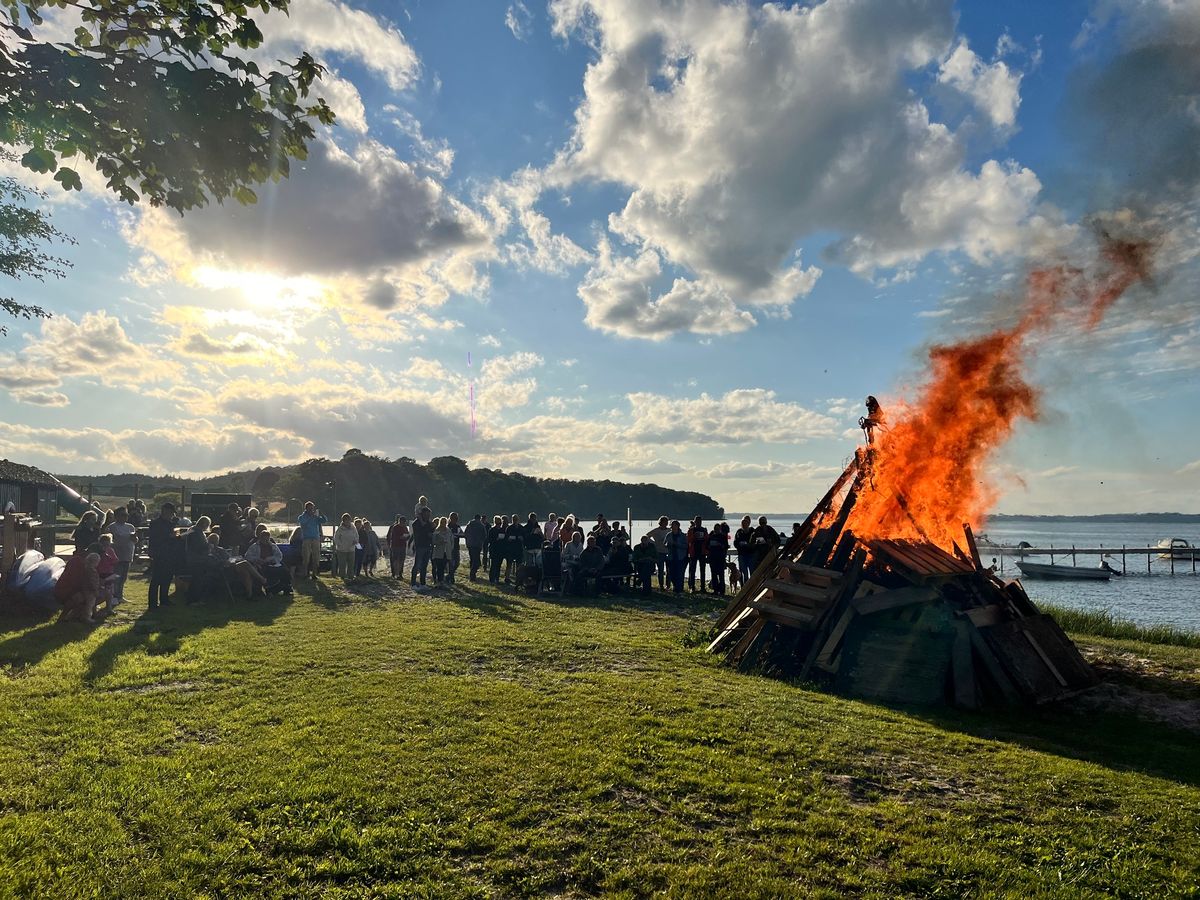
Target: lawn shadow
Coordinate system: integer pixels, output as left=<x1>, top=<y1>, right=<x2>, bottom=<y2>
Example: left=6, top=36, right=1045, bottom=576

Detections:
left=551, top=586, right=726, bottom=620
left=84, top=591, right=291, bottom=685
left=0, top=615, right=85, bottom=671
left=434, top=581, right=528, bottom=621
left=904, top=695, right=1200, bottom=789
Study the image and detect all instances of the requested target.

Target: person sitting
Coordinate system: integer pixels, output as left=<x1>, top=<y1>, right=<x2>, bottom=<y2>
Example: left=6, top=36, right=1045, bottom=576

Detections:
left=631, top=535, right=658, bottom=595
left=560, top=530, right=585, bottom=591
left=245, top=533, right=294, bottom=595
left=590, top=514, right=613, bottom=553
left=95, top=534, right=120, bottom=611
left=574, top=535, right=607, bottom=596
left=239, top=507, right=262, bottom=553
left=57, top=552, right=101, bottom=624
left=599, top=535, right=633, bottom=593
left=206, top=532, right=268, bottom=598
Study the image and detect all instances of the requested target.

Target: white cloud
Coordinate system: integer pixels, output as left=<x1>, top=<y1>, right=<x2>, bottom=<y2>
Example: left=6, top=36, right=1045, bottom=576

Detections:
left=937, top=39, right=1022, bottom=129
left=506, top=1, right=533, bottom=40
left=525, top=0, right=1057, bottom=337
left=703, top=460, right=838, bottom=479
left=620, top=458, right=688, bottom=476
left=260, top=0, right=420, bottom=92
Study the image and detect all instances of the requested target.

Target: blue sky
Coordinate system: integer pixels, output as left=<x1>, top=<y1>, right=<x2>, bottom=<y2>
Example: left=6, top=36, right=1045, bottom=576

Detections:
left=2, top=0, right=1198, bottom=515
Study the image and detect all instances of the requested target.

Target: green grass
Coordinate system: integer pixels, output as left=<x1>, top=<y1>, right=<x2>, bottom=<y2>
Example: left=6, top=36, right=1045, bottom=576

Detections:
left=1, top=575, right=1198, bottom=898
left=1040, top=602, right=1200, bottom=648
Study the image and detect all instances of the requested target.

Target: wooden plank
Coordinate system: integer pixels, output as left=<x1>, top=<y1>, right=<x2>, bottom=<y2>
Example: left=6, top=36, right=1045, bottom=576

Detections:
left=706, top=605, right=754, bottom=654
left=762, top=578, right=832, bottom=604
left=748, top=599, right=817, bottom=627
left=1022, top=628, right=1068, bottom=688
left=852, top=586, right=938, bottom=616
left=952, top=620, right=978, bottom=709
left=799, top=549, right=866, bottom=680
left=965, top=604, right=1007, bottom=628
left=813, top=606, right=856, bottom=672
left=967, top=624, right=1021, bottom=705
left=713, top=548, right=780, bottom=630
left=724, top=617, right=765, bottom=664
left=737, top=621, right=776, bottom=672
left=962, top=524, right=984, bottom=570
left=776, top=561, right=840, bottom=587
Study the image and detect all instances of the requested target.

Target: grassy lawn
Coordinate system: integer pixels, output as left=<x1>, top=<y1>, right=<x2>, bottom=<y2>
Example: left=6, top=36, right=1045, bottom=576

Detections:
left=1, top=573, right=1198, bottom=898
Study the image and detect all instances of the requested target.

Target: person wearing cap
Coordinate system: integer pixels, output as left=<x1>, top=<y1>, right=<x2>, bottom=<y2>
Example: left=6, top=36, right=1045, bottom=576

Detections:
left=147, top=502, right=178, bottom=609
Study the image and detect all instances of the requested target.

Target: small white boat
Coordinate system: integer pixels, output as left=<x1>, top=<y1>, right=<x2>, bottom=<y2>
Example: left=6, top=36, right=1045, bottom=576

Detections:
left=1157, top=538, right=1197, bottom=560
left=1016, top=560, right=1112, bottom=581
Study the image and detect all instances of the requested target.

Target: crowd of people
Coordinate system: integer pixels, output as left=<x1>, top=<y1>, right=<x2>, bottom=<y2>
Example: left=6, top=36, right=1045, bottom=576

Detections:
left=54, top=495, right=796, bottom=620
left=293, top=496, right=793, bottom=598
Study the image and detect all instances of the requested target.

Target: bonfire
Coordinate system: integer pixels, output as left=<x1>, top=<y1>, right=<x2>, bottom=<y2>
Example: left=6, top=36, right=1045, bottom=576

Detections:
left=709, top=234, right=1156, bottom=708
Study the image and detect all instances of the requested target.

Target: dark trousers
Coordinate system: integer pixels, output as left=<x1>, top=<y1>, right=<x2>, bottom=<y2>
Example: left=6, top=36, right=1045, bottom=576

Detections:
left=636, top=560, right=654, bottom=594
left=149, top=559, right=173, bottom=607
left=688, top=557, right=706, bottom=591
left=354, top=547, right=364, bottom=576
left=656, top=553, right=667, bottom=587
left=668, top=558, right=686, bottom=593
left=411, top=547, right=431, bottom=585
left=468, top=546, right=482, bottom=579
left=737, top=551, right=753, bottom=584
left=708, top=557, right=726, bottom=595
left=114, top=560, right=131, bottom=600
left=432, top=557, right=447, bottom=583
left=489, top=549, right=504, bottom=583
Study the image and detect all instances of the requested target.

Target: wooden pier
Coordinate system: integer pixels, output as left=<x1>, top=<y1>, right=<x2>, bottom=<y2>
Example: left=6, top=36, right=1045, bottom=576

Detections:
left=984, top=545, right=1198, bottom=575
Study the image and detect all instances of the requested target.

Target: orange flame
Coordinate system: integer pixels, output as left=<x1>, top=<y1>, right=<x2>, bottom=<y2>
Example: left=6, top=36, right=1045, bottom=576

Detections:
left=844, top=235, right=1156, bottom=550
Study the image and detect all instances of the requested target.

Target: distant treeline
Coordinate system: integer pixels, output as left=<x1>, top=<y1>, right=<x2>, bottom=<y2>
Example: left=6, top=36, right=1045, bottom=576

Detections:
left=56, top=450, right=724, bottom=522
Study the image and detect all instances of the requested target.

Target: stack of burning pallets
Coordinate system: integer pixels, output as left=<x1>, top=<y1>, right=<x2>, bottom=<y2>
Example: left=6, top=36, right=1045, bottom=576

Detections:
left=708, top=452, right=1097, bottom=708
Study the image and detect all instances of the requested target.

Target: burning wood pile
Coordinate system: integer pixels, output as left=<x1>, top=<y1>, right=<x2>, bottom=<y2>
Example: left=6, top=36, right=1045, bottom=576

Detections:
left=708, top=451, right=1097, bottom=708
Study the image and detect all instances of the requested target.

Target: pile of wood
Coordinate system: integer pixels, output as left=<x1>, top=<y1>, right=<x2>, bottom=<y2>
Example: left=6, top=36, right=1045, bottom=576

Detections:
left=708, top=452, right=1097, bottom=708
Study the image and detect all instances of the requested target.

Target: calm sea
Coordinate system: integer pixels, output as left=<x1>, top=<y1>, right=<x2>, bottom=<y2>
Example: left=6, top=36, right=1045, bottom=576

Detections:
left=330, top=514, right=1199, bottom=631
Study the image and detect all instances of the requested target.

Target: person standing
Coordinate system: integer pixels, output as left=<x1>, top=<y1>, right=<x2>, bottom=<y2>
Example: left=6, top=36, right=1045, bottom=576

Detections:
left=362, top=519, right=380, bottom=577
left=632, top=535, right=658, bottom=595
left=386, top=516, right=409, bottom=577
left=333, top=514, right=359, bottom=580
left=464, top=514, right=487, bottom=581
left=218, top=503, right=243, bottom=551
left=105, top=506, right=139, bottom=607
left=431, top=518, right=450, bottom=584
left=410, top=507, right=434, bottom=586
left=544, top=513, right=561, bottom=547
left=446, top=512, right=463, bottom=584
left=734, top=516, right=755, bottom=585
left=645, top=516, right=670, bottom=590
left=687, top=517, right=709, bottom=593
left=353, top=518, right=369, bottom=577
left=706, top=524, right=729, bottom=596
left=666, top=520, right=688, bottom=595
left=297, top=501, right=327, bottom=580
left=752, top=516, right=780, bottom=569
left=147, top=502, right=178, bottom=609
left=71, top=510, right=101, bottom=554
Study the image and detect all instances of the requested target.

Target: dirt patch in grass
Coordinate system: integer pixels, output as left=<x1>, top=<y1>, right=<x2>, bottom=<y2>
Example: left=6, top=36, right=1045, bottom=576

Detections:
left=1069, top=682, right=1200, bottom=735
left=102, top=679, right=206, bottom=695
left=823, top=755, right=1002, bottom=808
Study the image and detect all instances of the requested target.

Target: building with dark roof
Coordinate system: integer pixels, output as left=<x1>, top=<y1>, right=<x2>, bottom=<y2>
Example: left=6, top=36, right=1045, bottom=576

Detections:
left=0, top=459, right=59, bottom=521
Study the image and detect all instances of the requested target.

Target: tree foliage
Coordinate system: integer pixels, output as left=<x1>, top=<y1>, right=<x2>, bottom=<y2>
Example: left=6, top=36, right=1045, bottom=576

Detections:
left=0, top=150, right=72, bottom=334
left=0, top=0, right=335, bottom=213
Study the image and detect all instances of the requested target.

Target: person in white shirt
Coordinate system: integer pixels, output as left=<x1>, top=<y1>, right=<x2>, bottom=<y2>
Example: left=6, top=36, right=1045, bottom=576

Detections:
left=105, top=506, right=139, bottom=606
left=544, top=513, right=561, bottom=546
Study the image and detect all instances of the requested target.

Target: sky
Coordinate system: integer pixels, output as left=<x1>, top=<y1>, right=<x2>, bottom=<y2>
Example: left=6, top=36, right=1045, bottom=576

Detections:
left=2, top=0, right=1198, bottom=516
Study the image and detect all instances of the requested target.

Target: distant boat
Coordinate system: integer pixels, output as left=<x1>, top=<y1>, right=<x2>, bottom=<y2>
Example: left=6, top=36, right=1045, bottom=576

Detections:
left=1016, top=560, right=1112, bottom=581
left=1157, top=538, right=1197, bottom=560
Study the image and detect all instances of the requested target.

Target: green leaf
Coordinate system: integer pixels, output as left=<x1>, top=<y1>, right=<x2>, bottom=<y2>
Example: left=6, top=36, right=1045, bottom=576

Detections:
left=20, top=147, right=57, bottom=174
left=53, top=167, right=83, bottom=191
left=233, top=185, right=258, bottom=205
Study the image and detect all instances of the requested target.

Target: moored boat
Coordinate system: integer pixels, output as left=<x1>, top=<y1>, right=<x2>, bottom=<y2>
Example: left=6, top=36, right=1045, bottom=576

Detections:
left=1016, top=560, right=1112, bottom=581
left=1157, top=538, right=1197, bottom=560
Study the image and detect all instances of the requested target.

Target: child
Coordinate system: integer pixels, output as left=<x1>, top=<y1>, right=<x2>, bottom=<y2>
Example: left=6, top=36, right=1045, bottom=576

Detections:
left=96, top=535, right=120, bottom=610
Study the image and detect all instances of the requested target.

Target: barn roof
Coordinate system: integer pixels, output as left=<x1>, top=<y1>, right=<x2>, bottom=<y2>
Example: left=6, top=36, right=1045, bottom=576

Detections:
left=0, top=459, right=58, bottom=487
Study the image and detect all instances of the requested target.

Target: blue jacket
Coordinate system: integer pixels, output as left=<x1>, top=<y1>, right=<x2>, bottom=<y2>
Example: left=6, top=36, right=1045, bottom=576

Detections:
left=297, top=511, right=327, bottom=540
left=666, top=531, right=689, bottom=562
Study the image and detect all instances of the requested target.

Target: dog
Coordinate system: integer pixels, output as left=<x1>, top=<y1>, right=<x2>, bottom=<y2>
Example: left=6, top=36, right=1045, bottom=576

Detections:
left=727, top=561, right=741, bottom=593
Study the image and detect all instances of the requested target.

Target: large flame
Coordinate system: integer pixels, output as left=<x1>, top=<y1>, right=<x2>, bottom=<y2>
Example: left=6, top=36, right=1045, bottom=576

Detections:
left=844, top=235, right=1156, bottom=550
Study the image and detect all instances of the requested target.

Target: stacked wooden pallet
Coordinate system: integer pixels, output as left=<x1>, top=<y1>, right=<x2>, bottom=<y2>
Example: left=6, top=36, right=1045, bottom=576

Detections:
left=709, top=455, right=1098, bottom=708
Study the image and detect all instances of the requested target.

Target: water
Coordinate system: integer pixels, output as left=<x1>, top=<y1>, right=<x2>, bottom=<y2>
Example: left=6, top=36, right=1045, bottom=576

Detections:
left=623, top=514, right=1199, bottom=631
left=293, top=514, right=1199, bottom=631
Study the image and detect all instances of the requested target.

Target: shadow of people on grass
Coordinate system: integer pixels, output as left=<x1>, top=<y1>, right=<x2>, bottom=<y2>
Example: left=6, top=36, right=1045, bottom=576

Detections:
left=0, top=614, right=81, bottom=671
left=83, top=590, right=291, bottom=685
